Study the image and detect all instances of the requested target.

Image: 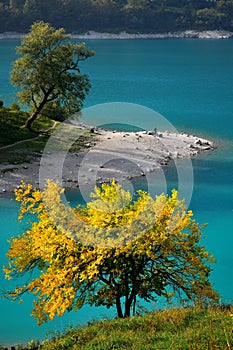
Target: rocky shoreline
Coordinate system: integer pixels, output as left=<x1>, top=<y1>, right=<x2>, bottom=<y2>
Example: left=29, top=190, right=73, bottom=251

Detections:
left=0, top=30, right=232, bottom=40
left=0, top=128, right=214, bottom=194
left=72, top=30, right=233, bottom=40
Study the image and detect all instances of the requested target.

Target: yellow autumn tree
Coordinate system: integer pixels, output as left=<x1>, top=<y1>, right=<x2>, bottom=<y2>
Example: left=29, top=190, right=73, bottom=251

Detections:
left=4, top=180, right=218, bottom=323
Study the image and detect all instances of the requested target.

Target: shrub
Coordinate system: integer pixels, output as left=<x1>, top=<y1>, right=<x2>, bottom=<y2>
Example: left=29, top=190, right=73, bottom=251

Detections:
left=10, top=103, right=20, bottom=111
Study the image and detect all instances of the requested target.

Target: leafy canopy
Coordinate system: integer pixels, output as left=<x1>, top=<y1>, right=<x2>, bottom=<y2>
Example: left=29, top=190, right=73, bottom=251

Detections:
left=4, top=180, right=218, bottom=323
left=1, top=0, right=233, bottom=34
left=10, top=21, right=94, bottom=128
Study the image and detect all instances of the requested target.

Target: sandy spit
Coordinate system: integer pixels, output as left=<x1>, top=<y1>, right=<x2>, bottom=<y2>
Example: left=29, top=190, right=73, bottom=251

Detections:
left=0, top=128, right=214, bottom=194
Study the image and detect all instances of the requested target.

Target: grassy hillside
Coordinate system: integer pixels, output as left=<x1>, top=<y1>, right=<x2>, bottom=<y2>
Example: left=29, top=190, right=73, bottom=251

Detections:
left=0, top=107, right=55, bottom=163
left=2, top=306, right=232, bottom=350
left=0, top=107, right=54, bottom=146
left=0, top=107, right=96, bottom=163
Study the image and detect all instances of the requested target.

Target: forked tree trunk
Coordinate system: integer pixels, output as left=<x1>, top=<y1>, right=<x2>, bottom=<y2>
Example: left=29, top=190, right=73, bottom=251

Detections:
left=116, top=295, right=136, bottom=318
left=24, top=86, right=54, bottom=129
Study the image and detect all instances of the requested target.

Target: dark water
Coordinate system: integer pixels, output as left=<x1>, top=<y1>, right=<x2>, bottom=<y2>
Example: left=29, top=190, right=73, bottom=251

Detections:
left=0, top=39, right=232, bottom=346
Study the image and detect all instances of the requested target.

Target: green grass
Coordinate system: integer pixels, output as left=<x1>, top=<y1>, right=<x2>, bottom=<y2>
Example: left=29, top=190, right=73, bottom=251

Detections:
left=0, top=107, right=53, bottom=146
left=0, top=107, right=54, bottom=163
left=3, top=306, right=232, bottom=350
left=0, top=107, right=97, bottom=164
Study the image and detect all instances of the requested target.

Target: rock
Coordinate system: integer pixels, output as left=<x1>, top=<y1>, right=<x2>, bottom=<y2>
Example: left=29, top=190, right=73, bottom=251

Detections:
left=195, top=139, right=203, bottom=146
left=202, top=141, right=211, bottom=146
left=195, top=139, right=212, bottom=148
left=201, top=146, right=212, bottom=151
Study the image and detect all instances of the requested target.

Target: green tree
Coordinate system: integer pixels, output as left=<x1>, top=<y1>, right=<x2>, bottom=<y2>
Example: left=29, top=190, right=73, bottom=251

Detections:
left=4, top=180, right=218, bottom=322
left=195, top=8, right=225, bottom=29
left=10, top=21, right=94, bottom=129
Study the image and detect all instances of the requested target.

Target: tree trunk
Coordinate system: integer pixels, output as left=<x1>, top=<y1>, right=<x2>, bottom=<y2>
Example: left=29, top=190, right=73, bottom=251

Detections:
left=24, top=111, right=39, bottom=129
left=133, top=295, right=136, bottom=316
left=116, top=297, right=123, bottom=318
left=124, top=297, right=131, bottom=318
left=24, top=86, right=54, bottom=129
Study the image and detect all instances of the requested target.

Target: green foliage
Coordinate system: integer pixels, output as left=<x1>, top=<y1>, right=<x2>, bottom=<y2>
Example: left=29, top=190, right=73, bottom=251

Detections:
left=0, top=0, right=233, bottom=33
left=10, top=21, right=94, bottom=128
left=10, top=102, right=20, bottom=110
left=36, top=101, right=69, bottom=122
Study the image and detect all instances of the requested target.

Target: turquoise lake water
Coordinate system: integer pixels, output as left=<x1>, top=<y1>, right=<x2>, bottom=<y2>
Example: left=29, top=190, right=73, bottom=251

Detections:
left=0, top=39, right=233, bottom=346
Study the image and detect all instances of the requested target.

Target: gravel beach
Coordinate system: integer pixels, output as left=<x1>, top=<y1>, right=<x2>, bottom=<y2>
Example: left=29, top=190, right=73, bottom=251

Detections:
left=0, top=128, right=214, bottom=193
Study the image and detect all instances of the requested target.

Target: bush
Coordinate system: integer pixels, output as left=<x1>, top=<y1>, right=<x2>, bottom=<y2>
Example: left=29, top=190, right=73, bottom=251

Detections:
left=0, top=100, right=4, bottom=108
left=10, top=103, right=20, bottom=111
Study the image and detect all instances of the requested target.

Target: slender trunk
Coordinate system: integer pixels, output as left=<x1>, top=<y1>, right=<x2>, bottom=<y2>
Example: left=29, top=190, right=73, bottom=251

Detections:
left=124, top=296, right=131, bottom=318
left=116, top=297, right=123, bottom=318
left=25, top=86, right=55, bottom=129
left=24, top=111, right=39, bottom=129
left=133, top=295, right=136, bottom=316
